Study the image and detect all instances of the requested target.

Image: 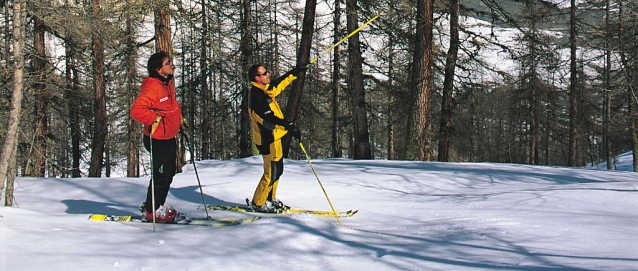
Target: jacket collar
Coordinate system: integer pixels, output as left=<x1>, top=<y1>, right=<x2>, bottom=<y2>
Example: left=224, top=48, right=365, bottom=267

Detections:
left=252, top=81, right=269, bottom=91
left=149, top=72, right=173, bottom=85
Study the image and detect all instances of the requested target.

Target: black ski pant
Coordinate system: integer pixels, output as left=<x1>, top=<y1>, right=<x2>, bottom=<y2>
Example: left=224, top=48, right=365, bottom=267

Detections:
left=143, top=136, right=176, bottom=212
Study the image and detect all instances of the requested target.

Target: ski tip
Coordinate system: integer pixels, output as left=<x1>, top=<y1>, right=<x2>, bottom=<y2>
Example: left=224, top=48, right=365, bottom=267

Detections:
left=88, top=214, right=108, bottom=221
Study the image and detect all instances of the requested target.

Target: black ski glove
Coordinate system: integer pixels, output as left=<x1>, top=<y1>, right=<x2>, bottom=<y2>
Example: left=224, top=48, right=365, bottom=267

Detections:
left=288, top=124, right=301, bottom=141
left=292, top=63, right=310, bottom=76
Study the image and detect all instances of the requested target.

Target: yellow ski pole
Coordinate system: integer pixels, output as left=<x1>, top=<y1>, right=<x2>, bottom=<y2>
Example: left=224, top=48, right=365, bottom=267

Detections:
left=298, top=142, right=342, bottom=226
left=308, top=12, right=384, bottom=66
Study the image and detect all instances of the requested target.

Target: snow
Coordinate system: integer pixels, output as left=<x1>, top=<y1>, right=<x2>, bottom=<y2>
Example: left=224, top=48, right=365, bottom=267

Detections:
left=2, top=155, right=638, bottom=270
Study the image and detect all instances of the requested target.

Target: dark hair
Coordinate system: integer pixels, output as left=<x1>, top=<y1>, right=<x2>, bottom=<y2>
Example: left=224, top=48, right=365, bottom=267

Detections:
left=248, top=64, right=263, bottom=82
left=147, top=52, right=170, bottom=76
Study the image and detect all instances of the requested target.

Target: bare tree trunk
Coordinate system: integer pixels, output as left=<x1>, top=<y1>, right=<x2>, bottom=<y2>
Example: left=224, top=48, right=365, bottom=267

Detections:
left=604, top=0, right=612, bottom=170
left=33, top=12, right=47, bottom=176
left=3, top=3, right=8, bottom=63
left=179, top=49, right=187, bottom=163
left=201, top=2, right=210, bottom=160
left=345, top=0, right=371, bottom=159
left=88, top=0, right=106, bottom=177
left=188, top=43, right=196, bottom=161
left=630, top=85, right=638, bottom=172
left=331, top=0, right=342, bottom=158
left=387, top=35, right=395, bottom=160
left=239, top=0, right=252, bottom=158
left=281, top=0, right=316, bottom=158
left=65, top=28, right=81, bottom=178
left=0, top=0, right=25, bottom=205
left=125, top=7, right=139, bottom=177
left=414, top=0, right=434, bottom=161
left=105, top=133, right=110, bottom=177
left=530, top=75, right=538, bottom=165
left=618, top=0, right=638, bottom=172
left=568, top=0, right=578, bottom=167
left=154, top=5, right=171, bottom=55
left=438, top=0, right=459, bottom=162
left=528, top=1, right=539, bottom=166
left=4, top=146, right=17, bottom=206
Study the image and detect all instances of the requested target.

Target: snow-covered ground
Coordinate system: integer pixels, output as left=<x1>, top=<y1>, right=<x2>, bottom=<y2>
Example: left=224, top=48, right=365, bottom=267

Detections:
left=1, top=155, right=637, bottom=270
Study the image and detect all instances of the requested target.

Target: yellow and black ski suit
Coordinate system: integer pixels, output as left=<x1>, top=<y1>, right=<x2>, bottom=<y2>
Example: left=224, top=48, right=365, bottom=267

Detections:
left=249, top=71, right=297, bottom=206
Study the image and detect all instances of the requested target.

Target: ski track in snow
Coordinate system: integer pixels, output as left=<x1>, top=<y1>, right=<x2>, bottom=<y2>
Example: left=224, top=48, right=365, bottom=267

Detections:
left=2, top=154, right=638, bottom=270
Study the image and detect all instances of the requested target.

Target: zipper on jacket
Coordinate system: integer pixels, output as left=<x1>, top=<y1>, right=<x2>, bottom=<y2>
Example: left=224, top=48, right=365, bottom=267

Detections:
left=162, top=118, right=166, bottom=134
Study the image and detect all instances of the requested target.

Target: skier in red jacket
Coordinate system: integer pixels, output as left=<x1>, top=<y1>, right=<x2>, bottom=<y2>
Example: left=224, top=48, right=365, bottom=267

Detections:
left=131, top=52, right=182, bottom=222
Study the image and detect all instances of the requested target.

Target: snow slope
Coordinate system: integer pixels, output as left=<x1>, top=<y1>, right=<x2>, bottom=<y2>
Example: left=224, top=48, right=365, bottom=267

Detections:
left=1, top=156, right=637, bottom=270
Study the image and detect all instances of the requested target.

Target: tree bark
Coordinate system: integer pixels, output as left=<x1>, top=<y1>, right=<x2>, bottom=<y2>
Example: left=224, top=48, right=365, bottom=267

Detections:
left=154, top=6, right=171, bottom=55
left=4, top=145, right=17, bottom=206
left=568, top=0, right=578, bottom=167
left=604, top=0, right=612, bottom=169
left=239, top=0, right=252, bottom=158
left=345, top=0, right=371, bottom=159
left=105, top=133, right=110, bottom=177
left=201, top=2, right=210, bottom=160
left=438, top=0, right=460, bottom=162
left=88, top=0, right=106, bottom=177
left=125, top=7, right=139, bottom=177
left=530, top=74, right=538, bottom=165
left=618, top=0, right=638, bottom=172
left=331, top=0, right=342, bottom=158
left=414, top=0, right=434, bottom=161
left=65, top=26, right=81, bottom=178
left=0, top=0, right=25, bottom=205
left=387, top=35, right=395, bottom=160
left=281, top=0, right=316, bottom=158
left=33, top=12, right=47, bottom=177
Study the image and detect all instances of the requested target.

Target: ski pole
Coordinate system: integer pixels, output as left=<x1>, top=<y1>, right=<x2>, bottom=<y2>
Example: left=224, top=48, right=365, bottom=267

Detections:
left=308, top=12, right=383, bottom=66
left=149, top=126, right=156, bottom=232
left=180, top=130, right=209, bottom=218
left=298, top=141, right=342, bottom=226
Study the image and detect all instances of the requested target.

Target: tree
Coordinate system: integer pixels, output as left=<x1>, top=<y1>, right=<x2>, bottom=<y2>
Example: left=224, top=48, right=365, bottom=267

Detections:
left=200, top=0, right=210, bottom=160
left=281, top=0, right=316, bottom=158
left=64, top=3, right=82, bottom=177
left=346, top=0, right=371, bottom=159
left=569, top=0, right=579, bottom=167
left=602, top=0, right=612, bottom=169
left=438, top=0, right=460, bottom=162
left=413, top=0, right=434, bottom=161
left=331, top=0, right=343, bottom=158
left=125, top=1, right=139, bottom=177
left=154, top=3, right=171, bottom=55
left=238, top=0, right=252, bottom=158
left=0, top=0, right=25, bottom=205
left=32, top=8, right=47, bottom=176
left=386, top=34, right=395, bottom=160
left=88, top=0, right=107, bottom=177
left=618, top=0, right=638, bottom=172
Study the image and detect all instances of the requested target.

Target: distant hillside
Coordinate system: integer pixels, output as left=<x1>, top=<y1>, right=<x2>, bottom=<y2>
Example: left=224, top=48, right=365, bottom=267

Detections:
left=461, top=0, right=604, bottom=47
left=463, top=0, right=602, bottom=30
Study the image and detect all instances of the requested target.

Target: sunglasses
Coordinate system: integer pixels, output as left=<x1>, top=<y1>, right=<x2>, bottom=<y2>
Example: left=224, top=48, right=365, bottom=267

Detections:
left=164, top=60, right=172, bottom=66
left=259, top=71, right=268, bottom=76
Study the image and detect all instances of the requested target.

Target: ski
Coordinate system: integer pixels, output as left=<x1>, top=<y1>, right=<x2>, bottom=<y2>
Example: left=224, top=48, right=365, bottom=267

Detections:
left=201, top=204, right=358, bottom=218
left=88, top=214, right=262, bottom=227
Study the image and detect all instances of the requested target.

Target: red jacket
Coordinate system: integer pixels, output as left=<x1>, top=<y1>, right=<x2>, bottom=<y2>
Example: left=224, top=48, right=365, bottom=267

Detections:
left=131, top=76, right=182, bottom=140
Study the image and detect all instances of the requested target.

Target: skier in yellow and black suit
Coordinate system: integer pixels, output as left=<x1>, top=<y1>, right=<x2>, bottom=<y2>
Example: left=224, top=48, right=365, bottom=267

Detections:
left=247, top=63, right=307, bottom=212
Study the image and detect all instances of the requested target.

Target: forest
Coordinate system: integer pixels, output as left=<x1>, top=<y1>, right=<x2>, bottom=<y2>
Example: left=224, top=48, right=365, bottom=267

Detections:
left=1, top=0, right=638, bottom=188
